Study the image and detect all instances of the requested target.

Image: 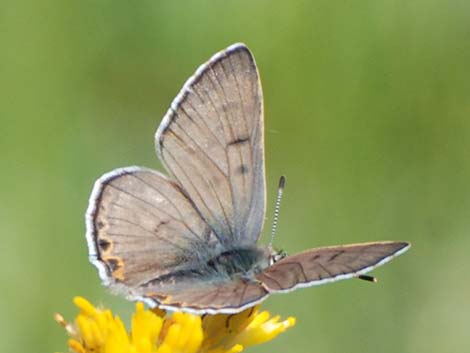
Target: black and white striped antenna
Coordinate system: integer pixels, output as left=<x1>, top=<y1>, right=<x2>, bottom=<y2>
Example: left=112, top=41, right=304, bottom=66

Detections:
left=269, top=175, right=286, bottom=248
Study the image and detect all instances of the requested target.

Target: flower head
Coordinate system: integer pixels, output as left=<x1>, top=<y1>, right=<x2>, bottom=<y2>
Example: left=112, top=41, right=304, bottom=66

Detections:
left=55, top=297, right=295, bottom=353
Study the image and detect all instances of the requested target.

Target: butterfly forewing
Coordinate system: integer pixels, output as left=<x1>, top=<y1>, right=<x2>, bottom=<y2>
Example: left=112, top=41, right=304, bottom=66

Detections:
left=86, top=167, right=216, bottom=287
left=155, top=44, right=266, bottom=245
left=257, top=242, right=410, bottom=292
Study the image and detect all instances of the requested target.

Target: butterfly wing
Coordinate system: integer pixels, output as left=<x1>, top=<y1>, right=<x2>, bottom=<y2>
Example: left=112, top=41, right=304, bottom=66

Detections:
left=135, top=275, right=269, bottom=315
left=86, top=167, right=218, bottom=288
left=155, top=43, right=266, bottom=246
left=257, top=242, right=410, bottom=292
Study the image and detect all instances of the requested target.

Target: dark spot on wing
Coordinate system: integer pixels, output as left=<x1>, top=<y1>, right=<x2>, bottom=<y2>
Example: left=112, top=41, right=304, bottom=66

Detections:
left=328, top=251, right=344, bottom=262
left=310, top=254, right=321, bottom=261
left=96, top=220, right=105, bottom=230
left=227, top=136, right=250, bottom=146
left=154, top=220, right=169, bottom=233
left=98, top=238, right=111, bottom=252
left=107, top=258, right=121, bottom=272
left=236, top=164, right=249, bottom=175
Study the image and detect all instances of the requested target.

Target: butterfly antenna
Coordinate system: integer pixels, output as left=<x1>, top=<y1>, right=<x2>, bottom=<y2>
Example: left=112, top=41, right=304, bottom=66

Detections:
left=269, top=175, right=286, bottom=248
left=358, top=275, right=378, bottom=283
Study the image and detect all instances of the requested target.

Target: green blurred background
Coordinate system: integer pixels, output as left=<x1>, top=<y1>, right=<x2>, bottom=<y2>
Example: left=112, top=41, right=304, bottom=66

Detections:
left=1, top=1, right=469, bottom=352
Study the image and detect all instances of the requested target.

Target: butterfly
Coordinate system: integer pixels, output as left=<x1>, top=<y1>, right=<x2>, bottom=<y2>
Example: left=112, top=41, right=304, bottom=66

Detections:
left=86, top=43, right=410, bottom=315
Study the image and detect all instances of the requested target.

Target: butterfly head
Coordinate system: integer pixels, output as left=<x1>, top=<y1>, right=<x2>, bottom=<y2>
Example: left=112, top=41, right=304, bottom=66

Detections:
left=269, top=248, right=287, bottom=266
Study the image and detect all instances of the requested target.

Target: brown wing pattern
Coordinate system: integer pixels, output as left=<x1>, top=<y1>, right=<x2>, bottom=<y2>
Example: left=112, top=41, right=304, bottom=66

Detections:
left=155, top=44, right=266, bottom=245
left=257, top=242, right=410, bottom=292
left=86, top=167, right=216, bottom=287
left=137, top=278, right=269, bottom=315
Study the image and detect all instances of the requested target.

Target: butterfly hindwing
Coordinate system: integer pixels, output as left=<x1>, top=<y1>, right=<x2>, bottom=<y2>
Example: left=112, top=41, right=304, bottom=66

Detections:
left=86, top=167, right=218, bottom=288
left=156, top=43, right=266, bottom=246
left=137, top=276, right=269, bottom=315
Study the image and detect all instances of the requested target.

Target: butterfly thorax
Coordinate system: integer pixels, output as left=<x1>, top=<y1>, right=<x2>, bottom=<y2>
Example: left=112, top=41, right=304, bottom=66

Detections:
left=206, top=245, right=272, bottom=278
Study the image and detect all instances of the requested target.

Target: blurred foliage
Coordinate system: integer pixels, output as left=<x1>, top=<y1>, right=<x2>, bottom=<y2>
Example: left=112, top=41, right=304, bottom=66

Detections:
left=1, top=0, right=469, bottom=352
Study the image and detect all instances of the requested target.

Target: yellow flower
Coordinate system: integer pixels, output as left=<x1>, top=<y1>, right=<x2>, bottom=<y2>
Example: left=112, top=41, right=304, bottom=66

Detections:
left=55, top=297, right=295, bottom=353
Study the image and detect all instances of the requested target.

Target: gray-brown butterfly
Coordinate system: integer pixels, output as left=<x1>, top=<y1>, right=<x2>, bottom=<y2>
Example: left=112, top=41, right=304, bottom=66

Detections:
left=86, top=43, right=410, bottom=314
